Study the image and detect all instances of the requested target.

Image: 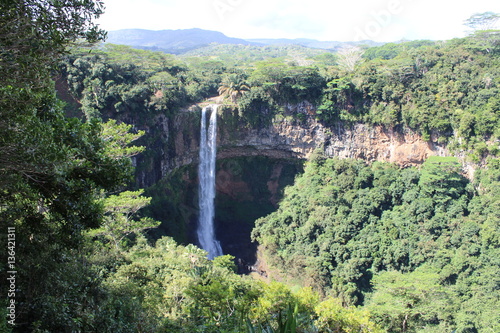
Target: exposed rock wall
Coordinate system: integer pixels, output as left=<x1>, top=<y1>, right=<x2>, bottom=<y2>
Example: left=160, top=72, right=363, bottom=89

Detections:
left=136, top=102, right=447, bottom=187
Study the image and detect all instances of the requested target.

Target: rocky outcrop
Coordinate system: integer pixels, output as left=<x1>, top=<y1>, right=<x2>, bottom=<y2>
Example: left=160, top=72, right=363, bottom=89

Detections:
left=136, top=101, right=447, bottom=187
left=324, top=123, right=446, bottom=167
left=218, top=107, right=446, bottom=167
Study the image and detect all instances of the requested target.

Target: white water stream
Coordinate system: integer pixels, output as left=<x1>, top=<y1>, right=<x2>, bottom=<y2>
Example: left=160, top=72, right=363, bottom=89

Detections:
left=197, top=105, right=223, bottom=259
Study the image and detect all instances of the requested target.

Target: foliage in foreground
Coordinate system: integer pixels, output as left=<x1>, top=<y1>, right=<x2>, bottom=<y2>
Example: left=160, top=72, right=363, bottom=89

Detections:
left=73, top=236, right=384, bottom=333
left=0, top=0, right=132, bottom=331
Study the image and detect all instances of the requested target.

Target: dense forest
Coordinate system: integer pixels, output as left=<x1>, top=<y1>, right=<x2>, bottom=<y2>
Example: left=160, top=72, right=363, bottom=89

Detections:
left=59, top=34, right=499, bottom=159
left=1, top=1, right=499, bottom=332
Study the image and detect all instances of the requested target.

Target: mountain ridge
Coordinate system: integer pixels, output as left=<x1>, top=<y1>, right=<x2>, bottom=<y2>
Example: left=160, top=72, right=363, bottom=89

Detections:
left=106, top=28, right=383, bottom=54
left=106, top=28, right=259, bottom=54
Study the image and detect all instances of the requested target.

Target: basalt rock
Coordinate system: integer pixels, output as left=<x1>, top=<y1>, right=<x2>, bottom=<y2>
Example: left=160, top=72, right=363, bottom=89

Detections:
left=135, top=101, right=446, bottom=188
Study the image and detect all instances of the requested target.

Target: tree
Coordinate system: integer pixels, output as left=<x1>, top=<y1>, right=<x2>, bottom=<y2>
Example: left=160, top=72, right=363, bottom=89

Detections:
left=218, top=73, right=250, bottom=103
left=0, top=1, right=124, bottom=331
left=337, top=46, right=364, bottom=72
left=237, top=86, right=276, bottom=127
left=248, top=59, right=288, bottom=98
left=0, top=0, right=109, bottom=195
left=315, top=297, right=384, bottom=333
left=101, top=119, right=145, bottom=159
left=464, top=12, right=500, bottom=32
left=419, top=156, right=467, bottom=200
left=0, top=0, right=105, bottom=98
left=464, top=12, right=500, bottom=54
left=0, top=111, right=132, bottom=332
left=90, top=190, right=160, bottom=249
left=367, top=268, right=454, bottom=332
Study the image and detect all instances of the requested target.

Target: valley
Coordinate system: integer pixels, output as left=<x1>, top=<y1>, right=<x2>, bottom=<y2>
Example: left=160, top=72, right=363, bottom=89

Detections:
left=2, top=6, right=499, bottom=331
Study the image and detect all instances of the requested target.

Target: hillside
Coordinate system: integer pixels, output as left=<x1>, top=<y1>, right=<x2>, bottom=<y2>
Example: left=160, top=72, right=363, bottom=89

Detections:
left=106, top=28, right=378, bottom=54
left=106, top=28, right=259, bottom=54
left=247, top=37, right=382, bottom=50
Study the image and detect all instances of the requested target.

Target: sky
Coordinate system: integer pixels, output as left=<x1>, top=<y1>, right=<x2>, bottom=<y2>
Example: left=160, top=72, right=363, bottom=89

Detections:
left=97, top=0, right=500, bottom=42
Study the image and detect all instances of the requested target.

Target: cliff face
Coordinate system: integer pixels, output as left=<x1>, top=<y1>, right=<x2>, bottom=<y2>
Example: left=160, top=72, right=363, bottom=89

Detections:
left=136, top=102, right=450, bottom=264
left=136, top=101, right=446, bottom=187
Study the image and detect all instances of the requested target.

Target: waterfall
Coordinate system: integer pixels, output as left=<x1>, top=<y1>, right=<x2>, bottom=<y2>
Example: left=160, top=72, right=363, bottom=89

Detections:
left=197, top=105, right=223, bottom=259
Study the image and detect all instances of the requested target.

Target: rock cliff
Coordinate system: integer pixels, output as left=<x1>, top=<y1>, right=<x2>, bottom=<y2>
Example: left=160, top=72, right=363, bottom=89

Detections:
left=136, top=101, right=446, bottom=187
left=135, top=101, right=453, bottom=264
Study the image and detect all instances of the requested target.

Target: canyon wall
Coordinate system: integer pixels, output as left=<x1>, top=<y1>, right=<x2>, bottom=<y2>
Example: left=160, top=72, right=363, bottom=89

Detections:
left=136, top=101, right=450, bottom=262
left=136, top=101, right=446, bottom=187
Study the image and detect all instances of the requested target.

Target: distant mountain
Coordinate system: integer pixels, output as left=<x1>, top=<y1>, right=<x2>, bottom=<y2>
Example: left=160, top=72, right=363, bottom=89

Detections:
left=106, top=28, right=384, bottom=54
left=106, top=28, right=259, bottom=54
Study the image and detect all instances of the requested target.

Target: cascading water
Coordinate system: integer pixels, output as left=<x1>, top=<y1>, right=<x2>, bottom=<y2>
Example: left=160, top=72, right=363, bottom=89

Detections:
left=197, top=105, right=223, bottom=259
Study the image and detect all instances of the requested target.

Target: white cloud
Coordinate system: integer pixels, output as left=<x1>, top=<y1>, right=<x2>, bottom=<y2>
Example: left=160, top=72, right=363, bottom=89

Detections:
left=97, top=0, right=500, bottom=42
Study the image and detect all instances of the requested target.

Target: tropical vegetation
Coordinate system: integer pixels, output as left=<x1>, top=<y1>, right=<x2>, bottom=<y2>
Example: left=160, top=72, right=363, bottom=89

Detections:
left=1, top=1, right=499, bottom=332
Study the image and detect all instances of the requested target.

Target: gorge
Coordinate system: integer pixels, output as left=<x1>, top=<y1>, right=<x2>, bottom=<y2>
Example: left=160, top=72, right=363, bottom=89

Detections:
left=137, top=101, right=450, bottom=188
left=6, top=3, right=500, bottom=330
left=136, top=100, right=454, bottom=268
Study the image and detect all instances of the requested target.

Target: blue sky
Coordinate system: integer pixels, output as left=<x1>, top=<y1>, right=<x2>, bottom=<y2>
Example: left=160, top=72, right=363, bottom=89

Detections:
left=97, top=0, right=500, bottom=42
